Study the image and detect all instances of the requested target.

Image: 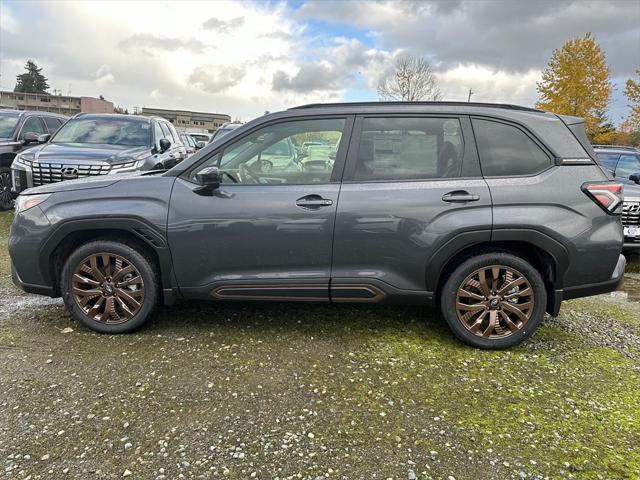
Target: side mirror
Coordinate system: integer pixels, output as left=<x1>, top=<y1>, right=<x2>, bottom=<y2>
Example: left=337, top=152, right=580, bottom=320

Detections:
left=630, top=172, right=640, bottom=185
left=194, top=166, right=221, bottom=195
left=23, top=132, right=40, bottom=144
left=159, top=138, right=171, bottom=153
left=37, top=133, right=51, bottom=143
left=196, top=141, right=207, bottom=150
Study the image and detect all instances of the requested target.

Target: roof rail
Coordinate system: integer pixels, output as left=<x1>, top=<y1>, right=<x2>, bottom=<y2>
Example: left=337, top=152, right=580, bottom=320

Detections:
left=289, top=101, right=543, bottom=113
left=592, top=144, right=639, bottom=151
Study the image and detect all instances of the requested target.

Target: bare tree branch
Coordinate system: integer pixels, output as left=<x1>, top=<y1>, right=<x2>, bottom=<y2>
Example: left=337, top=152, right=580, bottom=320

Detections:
left=377, top=55, right=442, bottom=102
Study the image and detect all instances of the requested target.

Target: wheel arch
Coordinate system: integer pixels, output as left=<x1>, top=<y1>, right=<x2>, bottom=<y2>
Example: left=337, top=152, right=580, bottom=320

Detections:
left=0, top=152, right=16, bottom=167
left=41, top=218, right=178, bottom=304
left=429, top=232, right=570, bottom=316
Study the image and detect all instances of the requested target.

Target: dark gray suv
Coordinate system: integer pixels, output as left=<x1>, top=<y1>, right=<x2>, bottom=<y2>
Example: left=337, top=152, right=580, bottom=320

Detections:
left=8, top=102, right=626, bottom=349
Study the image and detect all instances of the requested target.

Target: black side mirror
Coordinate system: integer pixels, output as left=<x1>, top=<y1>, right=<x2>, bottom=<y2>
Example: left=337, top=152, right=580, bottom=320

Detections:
left=37, top=134, right=51, bottom=143
left=194, top=166, right=221, bottom=195
left=630, top=172, right=640, bottom=185
left=159, top=138, right=171, bottom=153
left=23, top=132, right=40, bottom=144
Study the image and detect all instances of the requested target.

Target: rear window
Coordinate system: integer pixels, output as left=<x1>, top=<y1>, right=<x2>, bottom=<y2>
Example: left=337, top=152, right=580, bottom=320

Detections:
left=472, top=119, right=551, bottom=177
left=43, top=117, right=63, bottom=133
left=596, top=153, right=619, bottom=173
left=353, top=117, right=464, bottom=181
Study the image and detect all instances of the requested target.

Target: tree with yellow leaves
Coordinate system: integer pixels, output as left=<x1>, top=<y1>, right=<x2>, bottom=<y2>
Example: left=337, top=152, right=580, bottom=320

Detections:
left=536, top=33, right=611, bottom=141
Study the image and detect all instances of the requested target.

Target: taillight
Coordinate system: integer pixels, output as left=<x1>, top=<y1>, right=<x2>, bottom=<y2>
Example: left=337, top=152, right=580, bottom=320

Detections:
left=582, top=182, right=624, bottom=213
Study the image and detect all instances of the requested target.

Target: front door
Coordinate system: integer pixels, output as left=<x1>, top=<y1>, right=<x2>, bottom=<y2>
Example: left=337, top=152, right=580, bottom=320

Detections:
left=167, top=116, right=353, bottom=301
left=331, top=115, right=492, bottom=300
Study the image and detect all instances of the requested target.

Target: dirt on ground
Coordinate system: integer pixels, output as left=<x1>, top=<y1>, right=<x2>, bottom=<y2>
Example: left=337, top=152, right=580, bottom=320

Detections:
left=0, top=211, right=639, bottom=480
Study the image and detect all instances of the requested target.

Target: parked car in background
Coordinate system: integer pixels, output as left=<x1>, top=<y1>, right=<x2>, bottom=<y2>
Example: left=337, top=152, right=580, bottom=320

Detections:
left=594, top=145, right=640, bottom=249
left=180, top=133, right=198, bottom=156
left=8, top=102, right=625, bottom=350
left=0, top=109, right=67, bottom=210
left=11, top=113, right=186, bottom=195
left=210, top=122, right=242, bottom=142
left=189, top=132, right=212, bottom=144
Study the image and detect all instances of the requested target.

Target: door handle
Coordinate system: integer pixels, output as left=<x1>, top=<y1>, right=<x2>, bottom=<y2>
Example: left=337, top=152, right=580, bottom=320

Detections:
left=442, top=191, right=480, bottom=203
left=296, top=195, right=333, bottom=209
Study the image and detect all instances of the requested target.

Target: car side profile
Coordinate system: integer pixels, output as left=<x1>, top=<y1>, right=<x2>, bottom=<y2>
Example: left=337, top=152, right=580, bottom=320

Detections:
left=0, top=109, right=67, bottom=210
left=9, top=102, right=625, bottom=349
left=10, top=113, right=187, bottom=195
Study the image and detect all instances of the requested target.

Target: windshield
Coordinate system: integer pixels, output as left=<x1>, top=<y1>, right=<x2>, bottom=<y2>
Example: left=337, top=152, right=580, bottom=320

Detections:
left=0, top=115, right=19, bottom=138
left=51, top=118, right=151, bottom=146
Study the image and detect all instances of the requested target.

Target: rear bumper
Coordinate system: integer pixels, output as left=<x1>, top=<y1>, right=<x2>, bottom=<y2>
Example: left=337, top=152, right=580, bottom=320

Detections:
left=549, top=254, right=626, bottom=316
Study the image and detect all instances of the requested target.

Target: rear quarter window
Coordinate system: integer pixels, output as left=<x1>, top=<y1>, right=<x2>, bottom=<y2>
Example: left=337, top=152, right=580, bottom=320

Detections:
left=472, top=119, right=551, bottom=177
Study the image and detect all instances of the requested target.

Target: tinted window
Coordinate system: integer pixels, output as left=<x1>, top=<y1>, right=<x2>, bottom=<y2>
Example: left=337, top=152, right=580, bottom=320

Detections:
left=43, top=117, right=63, bottom=133
left=0, top=115, right=19, bottom=138
left=52, top=118, right=150, bottom=146
left=616, top=154, right=640, bottom=178
left=20, top=116, right=46, bottom=138
left=166, top=123, right=181, bottom=145
left=193, top=118, right=346, bottom=185
left=354, top=117, right=463, bottom=181
left=472, top=119, right=551, bottom=177
left=596, top=153, right=619, bottom=173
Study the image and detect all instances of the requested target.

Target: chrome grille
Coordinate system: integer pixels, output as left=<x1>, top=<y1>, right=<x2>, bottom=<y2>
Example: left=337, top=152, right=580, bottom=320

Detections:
left=622, top=201, right=640, bottom=227
left=31, top=162, right=112, bottom=186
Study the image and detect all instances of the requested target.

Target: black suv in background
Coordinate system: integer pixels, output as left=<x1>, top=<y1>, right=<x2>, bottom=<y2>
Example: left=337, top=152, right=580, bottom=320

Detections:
left=593, top=145, right=640, bottom=248
left=11, top=113, right=187, bottom=195
left=0, top=109, right=67, bottom=209
left=9, top=102, right=625, bottom=349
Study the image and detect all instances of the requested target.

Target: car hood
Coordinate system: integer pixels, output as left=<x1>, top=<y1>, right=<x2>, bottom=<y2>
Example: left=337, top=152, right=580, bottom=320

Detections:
left=21, top=170, right=163, bottom=195
left=20, top=142, right=150, bottom=164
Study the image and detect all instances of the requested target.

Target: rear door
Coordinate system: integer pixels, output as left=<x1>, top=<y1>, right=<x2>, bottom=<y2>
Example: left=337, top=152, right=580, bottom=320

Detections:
left=332, top=115, right=492, bottom=300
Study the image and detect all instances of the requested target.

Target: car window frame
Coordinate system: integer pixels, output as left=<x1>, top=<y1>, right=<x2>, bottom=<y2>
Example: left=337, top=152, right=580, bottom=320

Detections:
left=152, top=121, right=166, bottom=150
left=181, top=114, right=356, bottom=186
left=470, top=116, right=555, bottom=179
left=42, top=116, right=64, bottom=134
left=17, top=115, right=47, bottom=140
left=342, top=114, right=481, bottom=183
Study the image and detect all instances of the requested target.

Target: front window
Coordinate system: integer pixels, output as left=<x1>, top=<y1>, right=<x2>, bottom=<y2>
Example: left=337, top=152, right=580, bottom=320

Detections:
left=193, top=118, right=346, bottom=185
left=0, top=115, right=19, bottom=138
left=51, top=118, right=151, bottom=146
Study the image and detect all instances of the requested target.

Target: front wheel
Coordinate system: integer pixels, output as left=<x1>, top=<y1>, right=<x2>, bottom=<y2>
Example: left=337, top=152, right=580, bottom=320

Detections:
left=0, top=167, right=16, bottom=211
left=440, top=252, right=547, bottom=349
left=61, top=240, right=158, bottom=333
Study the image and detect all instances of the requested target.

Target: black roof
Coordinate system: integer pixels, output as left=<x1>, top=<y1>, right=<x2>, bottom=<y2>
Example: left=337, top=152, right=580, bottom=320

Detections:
left=289, top=101, right=543, bottom=113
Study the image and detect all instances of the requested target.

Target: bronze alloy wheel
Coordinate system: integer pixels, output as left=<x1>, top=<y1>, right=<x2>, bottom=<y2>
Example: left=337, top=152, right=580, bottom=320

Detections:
left=455, top=265, right=534, bottom=339
left=72, top=253, right=145, bottom=324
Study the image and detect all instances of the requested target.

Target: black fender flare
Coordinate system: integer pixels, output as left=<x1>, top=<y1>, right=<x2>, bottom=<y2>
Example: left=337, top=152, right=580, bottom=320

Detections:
left=39, top=217, right=178, bottom=300
left=426, top=228, right=570, bottom=292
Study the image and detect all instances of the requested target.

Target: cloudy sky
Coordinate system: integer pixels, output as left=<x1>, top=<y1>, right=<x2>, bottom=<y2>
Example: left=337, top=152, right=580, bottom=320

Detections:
left=1, top=0, right=639, bottom=123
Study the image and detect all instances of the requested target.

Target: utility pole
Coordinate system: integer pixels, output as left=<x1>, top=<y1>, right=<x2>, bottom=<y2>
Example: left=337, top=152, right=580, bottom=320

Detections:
left=467, top=88, right=474, bottom=102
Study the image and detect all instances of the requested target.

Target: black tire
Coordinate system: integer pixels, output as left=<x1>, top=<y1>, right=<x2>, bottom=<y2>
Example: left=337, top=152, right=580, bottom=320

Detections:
left=61, top=240, right=158, bottom=333
left=440, top=252, right=547, bottom=349
left=0, top=167, right=16, bottom=211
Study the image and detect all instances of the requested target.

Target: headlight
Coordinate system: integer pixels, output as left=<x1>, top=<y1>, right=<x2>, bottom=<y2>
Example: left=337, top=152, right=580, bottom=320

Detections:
left=111, top=159, right=145, bottom=173
left=15, top=194, right=51, bottom=214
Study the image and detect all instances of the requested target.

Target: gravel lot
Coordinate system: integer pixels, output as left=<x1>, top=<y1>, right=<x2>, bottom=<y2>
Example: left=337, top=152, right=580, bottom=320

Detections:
left=1, top=211, right=639, bottom=480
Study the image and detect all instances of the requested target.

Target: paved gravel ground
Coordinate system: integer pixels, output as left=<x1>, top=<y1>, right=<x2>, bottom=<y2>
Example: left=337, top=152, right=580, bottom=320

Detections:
left=0, top=211, right=639, bottom=480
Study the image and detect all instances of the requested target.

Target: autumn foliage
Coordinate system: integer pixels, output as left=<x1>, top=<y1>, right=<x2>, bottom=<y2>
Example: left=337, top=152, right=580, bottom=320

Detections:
left=536, top=33, right=612, bottom=141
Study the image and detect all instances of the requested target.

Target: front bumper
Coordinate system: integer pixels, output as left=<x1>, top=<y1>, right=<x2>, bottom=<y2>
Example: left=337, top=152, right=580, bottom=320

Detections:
left=11, top=261, right=55, bottom=297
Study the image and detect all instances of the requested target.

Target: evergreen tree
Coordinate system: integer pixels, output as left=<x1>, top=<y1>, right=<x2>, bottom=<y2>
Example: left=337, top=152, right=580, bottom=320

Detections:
left=14, top=60, right=50, bottom=94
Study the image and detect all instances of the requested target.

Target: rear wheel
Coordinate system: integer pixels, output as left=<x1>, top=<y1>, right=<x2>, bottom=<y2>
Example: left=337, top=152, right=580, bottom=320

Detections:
left=0, top=167, right=16, bottom=211
left=61, top=240, right=158, bottom=333
left=440, top=252, right=546, bottom=349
